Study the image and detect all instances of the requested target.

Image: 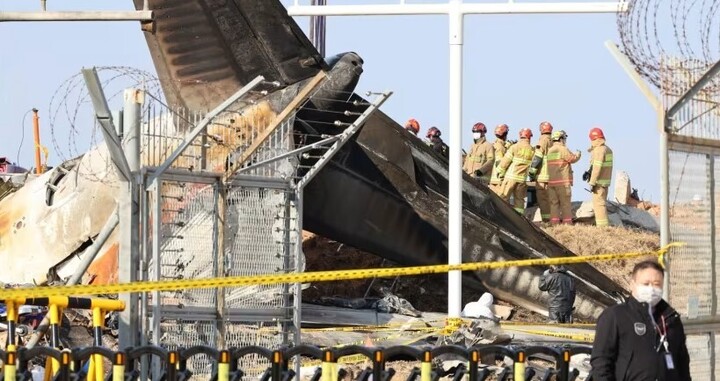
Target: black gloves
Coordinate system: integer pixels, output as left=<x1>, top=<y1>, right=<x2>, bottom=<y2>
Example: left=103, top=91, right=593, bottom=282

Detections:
left=582, top=169, right=591, bottom=182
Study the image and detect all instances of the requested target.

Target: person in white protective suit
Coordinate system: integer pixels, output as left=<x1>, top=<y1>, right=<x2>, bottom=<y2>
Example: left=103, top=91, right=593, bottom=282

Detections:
left=461, top=292, right=498, bottom=320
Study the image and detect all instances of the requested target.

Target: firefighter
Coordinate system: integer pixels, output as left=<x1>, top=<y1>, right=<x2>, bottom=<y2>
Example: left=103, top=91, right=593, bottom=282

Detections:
left=547, top=130, right=582, bottom=224
left=426, top=126, right=449, bottom=158
left=583, top=127, right=613, bottom=227
left=497, top=128, right=535, bottom=214
left=405, top=118, right=420, bottom=136
left=462, top=122, right=494, bottom=183
left=528, top=121, right=553, bottom=222
left=539, top=264, right=576, bottom=323
left=489, top=124, right=510, bottom=194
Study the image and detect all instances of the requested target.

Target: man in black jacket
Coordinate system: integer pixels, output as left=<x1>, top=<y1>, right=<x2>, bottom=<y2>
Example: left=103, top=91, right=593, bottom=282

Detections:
left=590, top=260, right=692, bottom=380
left=539, top=265, right=576, bottom=323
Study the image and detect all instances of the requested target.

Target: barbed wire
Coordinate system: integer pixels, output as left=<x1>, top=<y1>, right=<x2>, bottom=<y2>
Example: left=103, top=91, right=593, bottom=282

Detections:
left=47, top=66, right=164, bottom=182
left=617, top=0, right=720, bottom=96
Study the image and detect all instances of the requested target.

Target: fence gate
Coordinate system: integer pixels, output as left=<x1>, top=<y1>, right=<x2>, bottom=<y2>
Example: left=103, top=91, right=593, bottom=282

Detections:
left=663, top=61, right=720, bottom=380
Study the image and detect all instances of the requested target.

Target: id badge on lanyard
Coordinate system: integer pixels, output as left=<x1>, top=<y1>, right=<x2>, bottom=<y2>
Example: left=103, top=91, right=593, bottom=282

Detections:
left=657, top=315, right=675, bottom=370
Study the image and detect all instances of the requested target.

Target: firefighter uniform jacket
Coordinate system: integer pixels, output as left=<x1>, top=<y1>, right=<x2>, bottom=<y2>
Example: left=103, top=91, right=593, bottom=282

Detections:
left=590, top=297, right=692, bottom=381
left=490, top=138, right=508, bottom=186
left=532, top=134, right=552, bottom=183
left=463, top=137, right=494, bottom=179
left=547, top=141, right=581, bottom=187
left=497, top=139, right=535, bottom=182
left=588, top=138, right=613, bottom=187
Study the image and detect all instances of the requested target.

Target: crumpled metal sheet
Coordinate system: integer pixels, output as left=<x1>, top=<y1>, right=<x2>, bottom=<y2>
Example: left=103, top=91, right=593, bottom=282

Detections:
left=133, top=0, right=326, bottom=111
left=0, top=146, right=119, bottom=284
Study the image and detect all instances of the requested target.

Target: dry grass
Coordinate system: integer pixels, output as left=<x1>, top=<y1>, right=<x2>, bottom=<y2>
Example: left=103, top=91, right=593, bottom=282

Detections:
left=542, top=225, right=660, bottom=289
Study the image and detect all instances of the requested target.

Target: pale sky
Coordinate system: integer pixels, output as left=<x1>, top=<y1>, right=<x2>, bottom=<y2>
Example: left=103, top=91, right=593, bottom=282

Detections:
left=0, top=0, right=661, bottom=202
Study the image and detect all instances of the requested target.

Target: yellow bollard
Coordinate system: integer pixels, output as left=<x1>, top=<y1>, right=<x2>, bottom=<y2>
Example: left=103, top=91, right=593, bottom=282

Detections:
left=4, top=350, right=16, bottom=381
left=420, top=351, right=432, bottom=381
left=218, top=351, right=230, bottom=381
left=49, top=304, right=61, bottom=377
left=92, top=307, right=105, bottom=381
left=514, top=351, right=526, bottom=380
left=112, top=353, right=125, bottom=381
left=5, top=299, right=18, bottom=352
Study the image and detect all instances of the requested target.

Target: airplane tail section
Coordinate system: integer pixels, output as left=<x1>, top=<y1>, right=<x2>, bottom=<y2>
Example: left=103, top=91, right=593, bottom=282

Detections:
left=133, top=0, right=327, bottom=111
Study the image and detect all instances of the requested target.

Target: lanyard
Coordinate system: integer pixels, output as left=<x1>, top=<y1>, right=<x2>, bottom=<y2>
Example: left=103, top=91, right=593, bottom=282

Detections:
left=655, top=315, right=669, bottom=352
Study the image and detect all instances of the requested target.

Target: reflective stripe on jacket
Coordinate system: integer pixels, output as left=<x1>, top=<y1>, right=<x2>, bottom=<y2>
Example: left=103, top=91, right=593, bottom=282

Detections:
left=534, top=134, right=552, bottom=183
left=490, top=139, right=508, bottom=185
left=589, top=139, right=613, bottom=186
left=547, top=142, right=581, bottom=186
left=498, top=139, right=535, bottom=182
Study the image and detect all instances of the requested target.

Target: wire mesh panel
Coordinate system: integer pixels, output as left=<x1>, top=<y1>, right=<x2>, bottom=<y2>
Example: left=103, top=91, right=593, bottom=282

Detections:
left=687, top=333, right=713, bottom=380
left=668, top=151, right=713, bottom=317
left=223, top=184, right=296, bottom=310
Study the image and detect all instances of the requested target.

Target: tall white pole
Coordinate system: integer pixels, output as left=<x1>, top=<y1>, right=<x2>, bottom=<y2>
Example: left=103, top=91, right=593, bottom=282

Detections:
left=447, top=0, right=463, bottom=318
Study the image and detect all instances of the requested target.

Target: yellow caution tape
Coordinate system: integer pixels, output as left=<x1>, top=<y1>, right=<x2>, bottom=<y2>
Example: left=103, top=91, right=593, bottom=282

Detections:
left=500, top=321, right=596, bottom=329
left=0, top=243, right=683, bottom=299
left=502, top=326, right=595, bottom=343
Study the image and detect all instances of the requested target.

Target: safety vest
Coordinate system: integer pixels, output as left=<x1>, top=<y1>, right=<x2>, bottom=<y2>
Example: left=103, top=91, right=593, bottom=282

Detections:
left=589, top=141, right=613, bottom=186
left=498, top=139, right=535, bottom=182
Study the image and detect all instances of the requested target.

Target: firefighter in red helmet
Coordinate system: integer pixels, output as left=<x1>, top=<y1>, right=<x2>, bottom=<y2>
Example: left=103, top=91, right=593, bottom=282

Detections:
left=528, top=121, right=553, bottom=222
left=463, top=122, right=494, bottom=184
left=583, top=127, right=613, bottom=227
left=489, top=124, right=510, bottom=194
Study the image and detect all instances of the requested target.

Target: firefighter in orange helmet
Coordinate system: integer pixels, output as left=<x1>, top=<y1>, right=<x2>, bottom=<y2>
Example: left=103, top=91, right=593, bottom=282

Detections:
left=528, top=121, right=553, bottom=222
left=405, top=118, right=420, bottom=136
left=547, top=130, right=582, bottom=224
left=496, top=128, right=535, bottom=214
left=582, top=127, right=613, bottom=227
left=463, top=122, right=494, bottom=184
left=489, top=124, right=510, bottom=194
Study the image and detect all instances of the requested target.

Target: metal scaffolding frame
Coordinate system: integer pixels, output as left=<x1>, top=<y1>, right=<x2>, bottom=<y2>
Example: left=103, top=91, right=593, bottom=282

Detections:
left=287, top=0, right=628, bottom=318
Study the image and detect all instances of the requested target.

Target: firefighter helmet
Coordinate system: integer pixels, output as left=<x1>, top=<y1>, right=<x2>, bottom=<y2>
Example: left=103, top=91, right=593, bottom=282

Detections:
left=519, top=128, right=533, bottom=139
left=405, top=119, right=420, bottom=134
left=539, top=121, right=553, bottom=134
left=551, top=130, right=567, bottom=141
left=472, top=122, right=487, bottom=133
left=427, top=126, right=441, bottom=138
left=494, top=124, right=509, bottom=137
left=589, top=127, right=605, bottom=141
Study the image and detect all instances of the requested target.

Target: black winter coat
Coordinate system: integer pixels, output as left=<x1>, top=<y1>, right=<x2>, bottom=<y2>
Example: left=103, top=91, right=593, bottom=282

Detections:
left=590, top=297, right=691, bottom=381
left=538, top=269, right=575, bottom=312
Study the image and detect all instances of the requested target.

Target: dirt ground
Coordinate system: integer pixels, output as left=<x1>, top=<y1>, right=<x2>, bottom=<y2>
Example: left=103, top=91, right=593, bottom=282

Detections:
left=302, top=223, right=660, bottom=318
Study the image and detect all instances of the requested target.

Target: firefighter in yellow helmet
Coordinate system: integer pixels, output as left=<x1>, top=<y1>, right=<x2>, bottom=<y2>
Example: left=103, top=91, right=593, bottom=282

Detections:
left=497, top=128, right=535, bottom=214
left=463, top=122, right=494, bottom=184
left=528, top=121, right=553, bottom=222
left=489, top=124, right=510, bottom=194
left=582, top=127, right=614, bottom=227
left=547, top=130, right=582, bottom=224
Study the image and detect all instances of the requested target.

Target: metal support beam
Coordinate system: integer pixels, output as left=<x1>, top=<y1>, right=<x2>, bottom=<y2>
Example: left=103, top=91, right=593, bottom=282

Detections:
left=118, top=89, right=143, bottom=350
left=148, top=75, right=265, bottom=188
left=605, top=41, right=663, bottom=115
left=667, top=59, right=720, bottom=119
left=82, top=68, right=132, bottom=182
left=447, top=0, right=463, bottom=318
left=0, top=11, right=153, bottom=22
left=287, top=2, right=627, bottom=16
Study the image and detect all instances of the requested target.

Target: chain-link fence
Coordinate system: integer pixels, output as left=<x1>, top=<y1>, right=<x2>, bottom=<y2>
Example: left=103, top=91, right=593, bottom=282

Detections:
left=663, top=59, right=720, bottom=379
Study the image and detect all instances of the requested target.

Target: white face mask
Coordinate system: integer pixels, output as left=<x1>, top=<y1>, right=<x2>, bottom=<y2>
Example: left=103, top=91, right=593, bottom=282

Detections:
left=636, top=285, right=663, bottom=307
left=473, top=133, right=483, bottom=140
